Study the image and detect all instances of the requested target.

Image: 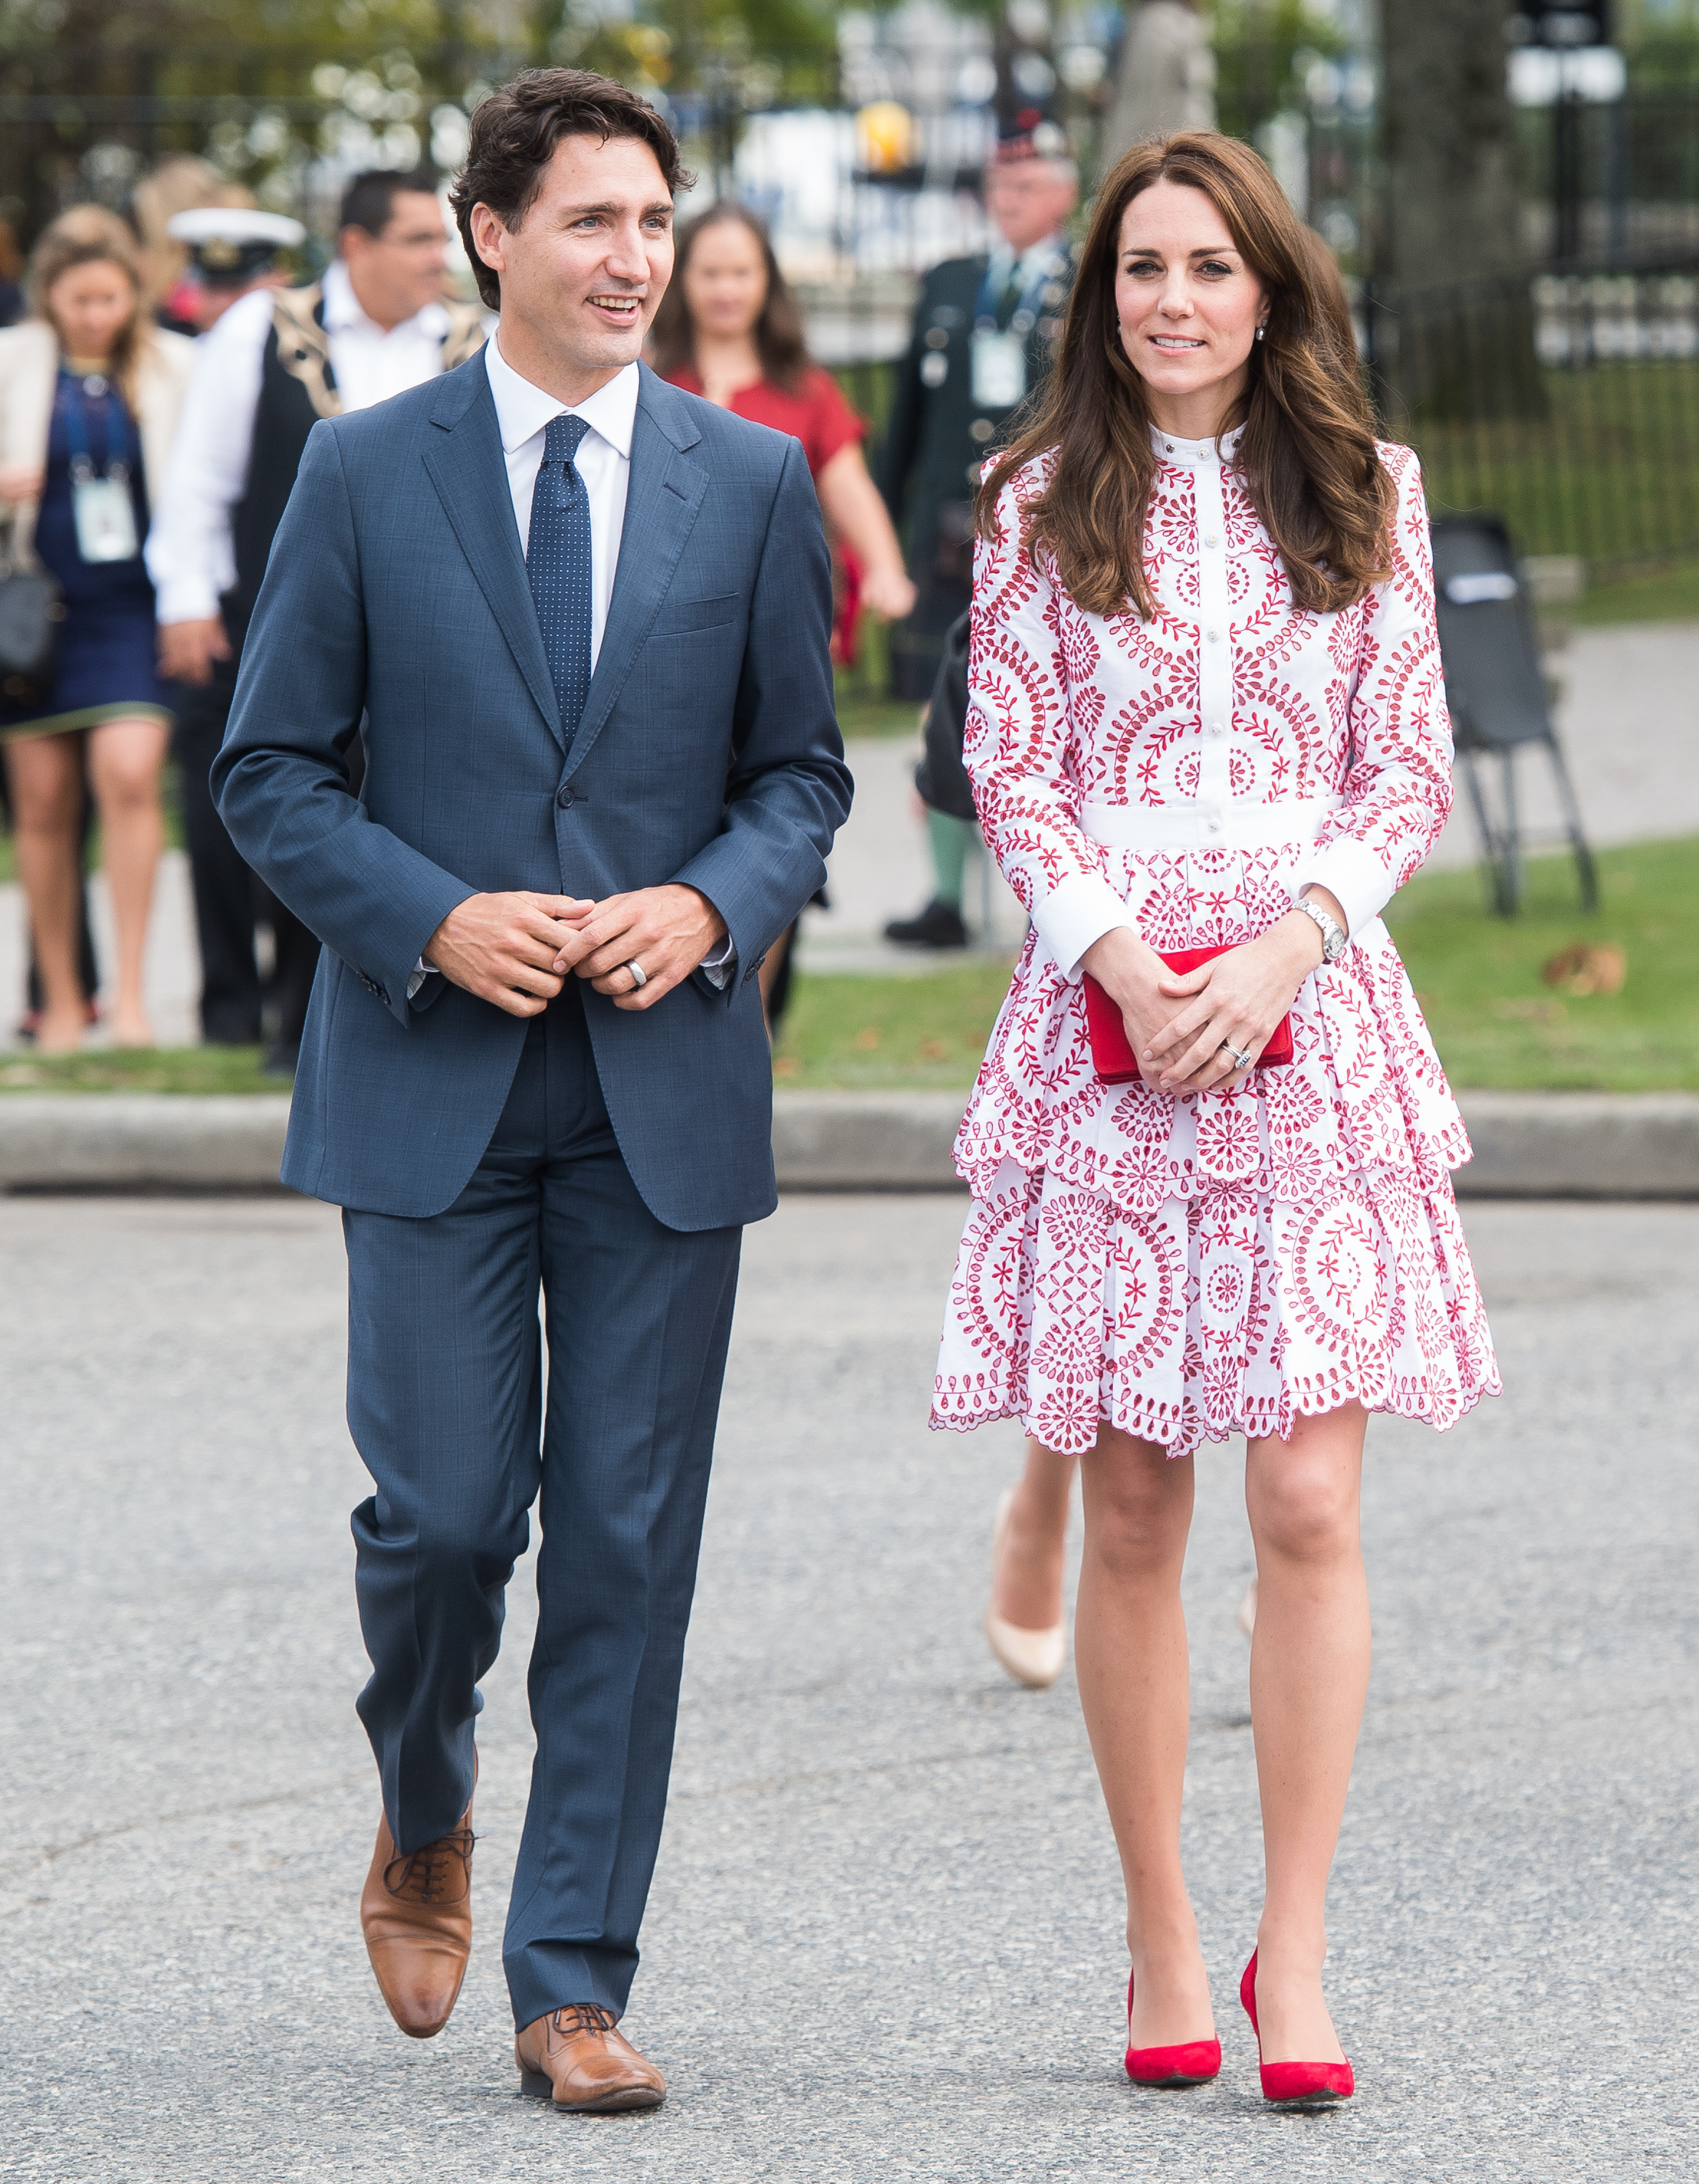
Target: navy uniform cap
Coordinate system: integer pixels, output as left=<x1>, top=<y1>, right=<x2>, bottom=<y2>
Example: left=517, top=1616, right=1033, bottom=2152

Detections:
left=166, top=207, right=306, bottom=288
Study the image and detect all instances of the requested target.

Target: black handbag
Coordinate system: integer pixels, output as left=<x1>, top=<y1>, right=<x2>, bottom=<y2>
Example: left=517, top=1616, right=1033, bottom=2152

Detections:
left=0, top=517, right=64, bottom=711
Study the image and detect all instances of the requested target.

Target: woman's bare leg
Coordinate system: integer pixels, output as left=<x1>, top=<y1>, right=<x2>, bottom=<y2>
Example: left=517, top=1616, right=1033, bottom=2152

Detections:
left=87, top=715, right=169, bottom=1046
left=1076, top=1426, right=1215, bottom=2046
left=1244, top=1401, right=1370, bottom=2065
left=4, top=731, right=86, bottom=1051
left=991, top=1436, right=1076, bottom=1629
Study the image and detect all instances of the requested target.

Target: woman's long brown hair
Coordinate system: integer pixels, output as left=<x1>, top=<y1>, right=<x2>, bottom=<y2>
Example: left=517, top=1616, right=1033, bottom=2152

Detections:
left=648, top=201, right=812, bottom=393
left=27, top=205, right=151, bottom=413
left=979, top=132, right=1393, bottom=619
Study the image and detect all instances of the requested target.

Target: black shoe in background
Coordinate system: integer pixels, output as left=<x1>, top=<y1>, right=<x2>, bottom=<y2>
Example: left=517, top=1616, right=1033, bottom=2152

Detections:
left=262, top=1040, right=299, bottom=1081
left=884, top=899, right=969, bottom=949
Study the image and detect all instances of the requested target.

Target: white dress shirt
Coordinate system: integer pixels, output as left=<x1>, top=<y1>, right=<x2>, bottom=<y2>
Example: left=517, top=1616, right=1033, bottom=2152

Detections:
left=408, top=339, right=732, bottom=997
left=483, top=334, right=637, bottom=670
left=146, top=260, right=456, bottom=625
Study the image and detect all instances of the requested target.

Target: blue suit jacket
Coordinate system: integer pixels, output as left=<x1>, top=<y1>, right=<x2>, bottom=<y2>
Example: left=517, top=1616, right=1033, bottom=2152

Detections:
left=213, top=359, right=852, bottom=1230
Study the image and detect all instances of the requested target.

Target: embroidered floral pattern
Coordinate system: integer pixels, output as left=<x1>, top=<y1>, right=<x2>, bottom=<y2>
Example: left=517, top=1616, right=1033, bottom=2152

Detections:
left=933, top=439, right=1500, bottom=1457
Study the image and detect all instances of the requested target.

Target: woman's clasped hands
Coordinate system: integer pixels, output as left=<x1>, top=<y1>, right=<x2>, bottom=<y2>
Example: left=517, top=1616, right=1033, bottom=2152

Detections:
left=1082, top=901, right=1339, bottom=1096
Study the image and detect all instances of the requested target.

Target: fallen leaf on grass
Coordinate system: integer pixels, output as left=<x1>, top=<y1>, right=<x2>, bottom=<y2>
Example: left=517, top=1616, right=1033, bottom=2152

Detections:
left=918, top=1039, right=950, bottom=1062
left=772, top=1054, right=800, bottom=1077
left=853, top=1026, right=882, bottom=1051
left=1540, top=943, right=1626, bottom=996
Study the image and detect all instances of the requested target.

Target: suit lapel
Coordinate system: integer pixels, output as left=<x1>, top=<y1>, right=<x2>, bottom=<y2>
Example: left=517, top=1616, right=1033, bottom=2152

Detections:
left=565, top=370, right=707, bottom=780
left=421, top=367, right=563, bottom=747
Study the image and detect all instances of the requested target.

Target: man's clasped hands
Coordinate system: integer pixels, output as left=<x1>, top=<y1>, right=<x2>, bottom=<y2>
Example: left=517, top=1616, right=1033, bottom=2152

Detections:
left=424, top=885, right=728, bottom=1016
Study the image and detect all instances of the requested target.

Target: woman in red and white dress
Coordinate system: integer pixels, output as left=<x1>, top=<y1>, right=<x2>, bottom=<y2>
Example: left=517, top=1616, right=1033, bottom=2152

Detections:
left=932, top=133, right=1499, bottom=2105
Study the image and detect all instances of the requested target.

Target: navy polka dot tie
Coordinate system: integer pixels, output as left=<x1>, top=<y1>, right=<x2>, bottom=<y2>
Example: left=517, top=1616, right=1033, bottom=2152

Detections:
left=527, top=413, right=593, bottom=748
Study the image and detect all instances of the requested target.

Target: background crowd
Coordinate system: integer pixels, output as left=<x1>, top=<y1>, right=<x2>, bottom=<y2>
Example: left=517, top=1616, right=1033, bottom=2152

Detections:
left=1, top=1, right=1694, bottom=1064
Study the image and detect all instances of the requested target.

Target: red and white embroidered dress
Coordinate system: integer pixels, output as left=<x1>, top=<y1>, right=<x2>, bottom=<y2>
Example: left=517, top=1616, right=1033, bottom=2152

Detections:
left=931, top=428, right=1500, bottom=1459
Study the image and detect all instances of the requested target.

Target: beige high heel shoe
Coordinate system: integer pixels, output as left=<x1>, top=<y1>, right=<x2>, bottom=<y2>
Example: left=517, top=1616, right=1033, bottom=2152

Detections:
left=984, top=1484, right=1067, bottom=1689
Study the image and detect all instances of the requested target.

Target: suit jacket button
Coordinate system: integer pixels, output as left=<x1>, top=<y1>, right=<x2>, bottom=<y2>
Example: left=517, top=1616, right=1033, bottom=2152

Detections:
left=555, top=784, right=574, bottom=808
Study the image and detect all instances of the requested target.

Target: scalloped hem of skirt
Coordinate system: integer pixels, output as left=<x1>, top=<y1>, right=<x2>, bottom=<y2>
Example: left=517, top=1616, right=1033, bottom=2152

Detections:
left=928, top=1361, right=1504, bottom=1462
left=952, top=1107, right=1476, bottom=1209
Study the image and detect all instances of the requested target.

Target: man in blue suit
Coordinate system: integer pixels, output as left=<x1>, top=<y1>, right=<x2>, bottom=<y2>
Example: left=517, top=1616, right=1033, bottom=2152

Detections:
left=213, top=70, right=850, bottom=2111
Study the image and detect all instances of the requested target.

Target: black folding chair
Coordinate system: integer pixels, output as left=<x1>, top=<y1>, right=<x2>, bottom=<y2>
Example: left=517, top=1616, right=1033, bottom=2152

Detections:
left=1429, top=513, right=1598, bottom=915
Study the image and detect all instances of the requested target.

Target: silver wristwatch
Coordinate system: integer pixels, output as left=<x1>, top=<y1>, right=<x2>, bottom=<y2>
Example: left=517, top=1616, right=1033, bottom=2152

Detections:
left=1296, top=893, right=1348, bottom=964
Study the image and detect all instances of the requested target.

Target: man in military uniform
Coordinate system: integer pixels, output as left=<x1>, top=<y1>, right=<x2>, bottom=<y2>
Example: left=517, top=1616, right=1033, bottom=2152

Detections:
left=878, top=110, right=1078, bottom=945
left=159, top=205, right=303, bottom=334
left=147, top=173, right=486, bottom=1069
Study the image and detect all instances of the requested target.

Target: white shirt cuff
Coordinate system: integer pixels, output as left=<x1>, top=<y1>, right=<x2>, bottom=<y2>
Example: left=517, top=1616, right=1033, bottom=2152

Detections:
left=1288, top=837, right=1395, bottom=941
left=407, top=957, right=437, bottom=1001
left=699, top=933, right=737, bottom=990
left=154, top=577, right=224, bottom=627
left=1029, top=869, right=1138, bottom=983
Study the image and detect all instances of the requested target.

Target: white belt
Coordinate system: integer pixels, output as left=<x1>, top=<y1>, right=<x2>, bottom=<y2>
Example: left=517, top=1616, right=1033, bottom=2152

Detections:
left=1080, top=795, right=1342, bottom=853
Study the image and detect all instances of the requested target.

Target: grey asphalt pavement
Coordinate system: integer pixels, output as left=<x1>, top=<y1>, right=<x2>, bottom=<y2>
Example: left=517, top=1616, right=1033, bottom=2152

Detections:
left=1, top=1192, right=1695, bottom=2181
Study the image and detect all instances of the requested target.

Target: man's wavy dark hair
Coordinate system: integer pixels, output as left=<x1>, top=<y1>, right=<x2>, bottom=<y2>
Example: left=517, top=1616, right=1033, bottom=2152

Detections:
left=449, top=68, right=692, bottom=310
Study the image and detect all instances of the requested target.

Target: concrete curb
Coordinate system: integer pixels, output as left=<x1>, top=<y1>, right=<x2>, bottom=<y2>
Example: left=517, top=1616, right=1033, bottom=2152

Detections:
left=0, top=1088, right=1695, bottom=1198
left=0, top=1095, right=294, bottom=1192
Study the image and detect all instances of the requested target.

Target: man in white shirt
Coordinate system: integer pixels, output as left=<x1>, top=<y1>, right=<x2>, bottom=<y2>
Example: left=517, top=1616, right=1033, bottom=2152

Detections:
left=146, top=170, right=486, bottom=1059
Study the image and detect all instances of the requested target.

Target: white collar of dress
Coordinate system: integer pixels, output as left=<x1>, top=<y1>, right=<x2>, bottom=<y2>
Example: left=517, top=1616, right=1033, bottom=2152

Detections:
left=1150, top=423, right=1245, bottom=468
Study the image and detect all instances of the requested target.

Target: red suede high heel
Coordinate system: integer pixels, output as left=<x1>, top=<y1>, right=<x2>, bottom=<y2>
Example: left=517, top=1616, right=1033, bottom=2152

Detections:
left=1239, top=1952, right=1355, bottom=2106
left=1124, top=1969, right=1221, bottom=2089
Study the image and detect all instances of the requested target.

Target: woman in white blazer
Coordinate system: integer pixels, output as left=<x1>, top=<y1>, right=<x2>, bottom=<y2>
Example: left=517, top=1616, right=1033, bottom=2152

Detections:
left=0, top=206, right=194, bottom=1049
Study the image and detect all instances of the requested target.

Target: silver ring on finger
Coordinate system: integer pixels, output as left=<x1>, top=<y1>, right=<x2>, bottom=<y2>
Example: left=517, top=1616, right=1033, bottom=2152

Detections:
left=626, top=958, right=647, bottom=990
left=1220, top=1041, right=1253, bottom=1072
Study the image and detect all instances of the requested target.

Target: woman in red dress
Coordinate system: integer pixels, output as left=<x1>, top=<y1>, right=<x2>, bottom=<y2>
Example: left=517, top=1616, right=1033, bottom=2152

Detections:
left=652, top=206, right=915, bottom=1018
left=652, top=201, right=915, bottom=672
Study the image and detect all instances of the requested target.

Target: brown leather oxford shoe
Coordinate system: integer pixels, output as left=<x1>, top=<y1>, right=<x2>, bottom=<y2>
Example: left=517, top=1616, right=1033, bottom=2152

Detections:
left=359, top=1794, right=475, bottom=2040
left=515, top=2003, right=667, bottom=2113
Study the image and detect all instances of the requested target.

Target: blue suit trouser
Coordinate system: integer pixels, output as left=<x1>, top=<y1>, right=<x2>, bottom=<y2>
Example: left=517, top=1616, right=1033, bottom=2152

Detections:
left=342, top=987, right=742, bottom=2027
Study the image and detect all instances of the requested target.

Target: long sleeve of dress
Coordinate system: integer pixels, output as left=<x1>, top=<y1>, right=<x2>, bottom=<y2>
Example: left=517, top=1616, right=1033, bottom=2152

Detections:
left=964, top=470, right=1137, bottom=980
left=1290, top=448, right=1453, bottom=937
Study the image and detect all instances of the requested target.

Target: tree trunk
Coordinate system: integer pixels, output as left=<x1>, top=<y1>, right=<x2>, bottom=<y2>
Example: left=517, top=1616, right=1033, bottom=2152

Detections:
left=1380, top=0, right=1523, bottom=288
left=1379, top=0, right=1539, bottom=422
left=1098, top=1, right=1216, bottom=182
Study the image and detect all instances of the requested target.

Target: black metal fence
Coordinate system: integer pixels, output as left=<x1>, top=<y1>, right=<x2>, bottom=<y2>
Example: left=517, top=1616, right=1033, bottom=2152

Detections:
left=1364, top=263, right=1699, bottom=571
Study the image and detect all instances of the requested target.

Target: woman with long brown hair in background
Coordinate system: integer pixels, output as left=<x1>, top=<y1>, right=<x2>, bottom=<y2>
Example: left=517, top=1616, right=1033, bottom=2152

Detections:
left=932, top=132, right=1498, bottom=2105
left=0, top=207, right=194, bottom=1049
left=652, top=202, right=914, bottom=1018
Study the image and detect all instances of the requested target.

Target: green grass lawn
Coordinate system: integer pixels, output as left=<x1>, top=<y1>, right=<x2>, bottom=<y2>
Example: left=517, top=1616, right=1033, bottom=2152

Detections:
left=4, top=839, right=1690, bottom=1097
left=0, top=1044, right=280, bottom=1094
left=774, top=834, right=1698, bottom=1095
left=1559, top=555, right=1699, bottom=627
left=772, top=960, right=1018, bottom=1091
left=1383, top=833, right=1698, bottom=1091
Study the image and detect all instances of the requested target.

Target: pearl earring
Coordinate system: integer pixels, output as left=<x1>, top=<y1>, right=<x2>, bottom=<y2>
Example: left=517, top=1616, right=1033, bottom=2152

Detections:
left=1256, top=325, right=1267, bottom=341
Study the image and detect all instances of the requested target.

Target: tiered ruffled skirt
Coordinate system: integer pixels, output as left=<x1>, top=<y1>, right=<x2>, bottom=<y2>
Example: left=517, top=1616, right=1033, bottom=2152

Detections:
left=930, top=845, right=1501, bottom=1459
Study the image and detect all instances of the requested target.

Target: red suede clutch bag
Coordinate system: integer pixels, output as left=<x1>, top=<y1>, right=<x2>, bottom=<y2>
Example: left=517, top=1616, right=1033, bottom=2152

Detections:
left=1083, top=946, right=1294, bottom=1085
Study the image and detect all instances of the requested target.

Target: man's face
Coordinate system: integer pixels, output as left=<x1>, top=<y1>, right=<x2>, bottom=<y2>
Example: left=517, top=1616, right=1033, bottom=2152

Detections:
left=983, top=160, right=1079, bottom=255
left=470, top=134, right=674, bottom=381
left=341, top=190, right=451, bottom=329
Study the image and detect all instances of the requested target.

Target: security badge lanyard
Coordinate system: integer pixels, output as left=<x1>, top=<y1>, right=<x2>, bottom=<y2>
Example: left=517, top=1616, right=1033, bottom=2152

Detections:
left=64, top=373, right=140, bottom=564
left=969, top=247, right=1064, bottom=411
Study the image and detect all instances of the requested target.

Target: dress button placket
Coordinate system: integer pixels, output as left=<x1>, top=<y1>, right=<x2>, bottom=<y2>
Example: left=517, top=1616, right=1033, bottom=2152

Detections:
left=1194, top=455, right=1232, bottom=829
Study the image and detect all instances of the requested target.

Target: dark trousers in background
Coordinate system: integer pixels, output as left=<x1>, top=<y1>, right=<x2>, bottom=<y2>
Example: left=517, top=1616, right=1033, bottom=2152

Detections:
left=890, top=569, right=971, bottom=702
left=174, top=658, right=320, bottom=1048
left=341, top=986, right=743, bottom=2029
